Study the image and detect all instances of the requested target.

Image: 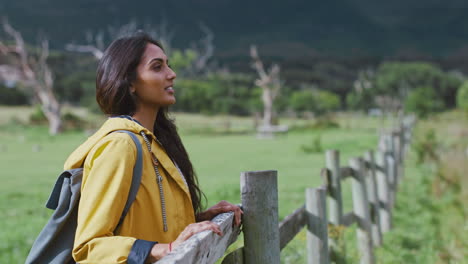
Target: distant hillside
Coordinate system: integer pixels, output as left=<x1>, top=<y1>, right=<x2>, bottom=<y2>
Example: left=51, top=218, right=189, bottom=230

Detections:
left=1, top=0, right=468, bottom=60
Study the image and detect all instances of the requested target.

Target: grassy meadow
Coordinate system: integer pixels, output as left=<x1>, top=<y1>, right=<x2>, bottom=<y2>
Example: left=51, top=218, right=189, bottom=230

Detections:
left=0, top=106, right=466, bottom=263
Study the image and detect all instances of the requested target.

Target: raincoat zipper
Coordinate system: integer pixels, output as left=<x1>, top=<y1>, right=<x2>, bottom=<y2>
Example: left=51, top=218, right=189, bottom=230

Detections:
left=140, top=131, right=168, bottom=232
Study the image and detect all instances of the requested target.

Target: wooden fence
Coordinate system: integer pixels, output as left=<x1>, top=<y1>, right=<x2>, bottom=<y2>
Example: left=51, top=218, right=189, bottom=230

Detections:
left=156, top=116, right=415, bottom=264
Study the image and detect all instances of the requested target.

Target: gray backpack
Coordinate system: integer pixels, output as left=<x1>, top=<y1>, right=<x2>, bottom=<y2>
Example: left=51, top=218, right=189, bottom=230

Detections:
left=25, top=130, right=143, bottom=264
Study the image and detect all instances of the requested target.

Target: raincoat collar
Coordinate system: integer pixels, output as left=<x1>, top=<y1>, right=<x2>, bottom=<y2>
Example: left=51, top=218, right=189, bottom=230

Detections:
left=64, top=117, right=155, bottom=170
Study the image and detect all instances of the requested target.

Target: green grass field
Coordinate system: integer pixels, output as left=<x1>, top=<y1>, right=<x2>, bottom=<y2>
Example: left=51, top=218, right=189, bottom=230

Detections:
left=1, top=107, right=465, bottom=263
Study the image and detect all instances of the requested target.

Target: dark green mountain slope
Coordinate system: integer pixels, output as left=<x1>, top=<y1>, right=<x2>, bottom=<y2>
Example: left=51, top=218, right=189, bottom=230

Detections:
left=1, top=0, right=468, bottom=58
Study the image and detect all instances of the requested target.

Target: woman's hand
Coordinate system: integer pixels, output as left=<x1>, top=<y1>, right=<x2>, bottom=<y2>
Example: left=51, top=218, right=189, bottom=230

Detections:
left=147, top=221, right=222, bottom=262
left=197, top=200, right=243, bottom=227
left=173, top=221, right=223, bottom=247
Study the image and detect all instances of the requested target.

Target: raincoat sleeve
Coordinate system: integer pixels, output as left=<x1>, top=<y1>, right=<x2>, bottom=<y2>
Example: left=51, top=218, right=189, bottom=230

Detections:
left=72, top=135, right=156, bottom=264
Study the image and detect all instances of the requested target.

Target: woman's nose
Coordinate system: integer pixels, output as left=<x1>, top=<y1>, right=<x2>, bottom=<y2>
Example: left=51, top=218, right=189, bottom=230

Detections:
left=167, top=68, right=177, bottom=80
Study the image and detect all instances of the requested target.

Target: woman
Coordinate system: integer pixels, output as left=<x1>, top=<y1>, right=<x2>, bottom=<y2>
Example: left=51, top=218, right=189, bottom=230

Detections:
left=63, top=33, right=242, bottom=263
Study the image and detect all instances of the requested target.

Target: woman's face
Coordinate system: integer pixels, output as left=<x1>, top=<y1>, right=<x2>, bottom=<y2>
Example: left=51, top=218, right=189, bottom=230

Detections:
left=131, top=43, right=177, bottom=109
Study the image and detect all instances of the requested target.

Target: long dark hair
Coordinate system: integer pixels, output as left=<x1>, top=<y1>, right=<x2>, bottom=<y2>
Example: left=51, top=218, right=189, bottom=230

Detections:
left=96, top=32, right=204, bottom=215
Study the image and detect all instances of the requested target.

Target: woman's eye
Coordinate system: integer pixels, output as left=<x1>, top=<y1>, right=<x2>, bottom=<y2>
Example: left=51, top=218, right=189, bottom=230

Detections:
left=152, top=65, right=162, bottom=70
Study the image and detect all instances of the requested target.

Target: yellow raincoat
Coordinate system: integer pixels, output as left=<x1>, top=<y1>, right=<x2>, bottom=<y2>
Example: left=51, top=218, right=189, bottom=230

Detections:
left=64, top=117, right=195, bottom=263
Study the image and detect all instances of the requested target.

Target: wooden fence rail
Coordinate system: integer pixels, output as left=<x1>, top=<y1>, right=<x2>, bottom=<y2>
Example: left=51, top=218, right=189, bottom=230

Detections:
left=156, top=116, right=415, bottom=264
left=157, top=212, right=241, bottom=264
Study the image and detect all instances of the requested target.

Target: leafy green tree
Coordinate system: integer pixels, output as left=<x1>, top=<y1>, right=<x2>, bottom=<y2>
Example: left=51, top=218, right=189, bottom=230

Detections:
left=346, top=89, right=375, bottom=112
left=289, top=89, right=340, bottom=116
left=48, top=52, right=98, bottom=106
left=289, top=90, right=316, bottom=113
left=314, top=90, right=340, bottom=115
left=0, top=84, right=29, bottom=105
left=457, top=81, right=468, bottom=113
left=346, top=69, right=377, bottom=112
left=404, top=86, right=444, bottom=118
left=169, top=49, right=197, bottom=75
left=173, top=73, right=260, bottom=116
left=310, top=62, right=355, bottom=107
left=375, top=62, right=461, bottom=110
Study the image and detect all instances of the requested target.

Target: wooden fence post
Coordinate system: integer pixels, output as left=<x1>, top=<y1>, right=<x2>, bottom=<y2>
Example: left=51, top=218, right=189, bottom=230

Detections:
left=383, top=134, right=396, bottom=208
left=375, top=150, right=392, bottom=232
left=402, top=116, right=414, bottom=154
left=364, top=150, right=382, bottom=246
left=350, top=158, right=375, bottom=264
left=325, top=150, right=343, bottom=259
left=306, top=187, right=329, bottom=264
left=392, top=130, right=402, bottom=190
left=241, top=170, right=280, bottom=264
left=397, top=127, right=405, bottom=182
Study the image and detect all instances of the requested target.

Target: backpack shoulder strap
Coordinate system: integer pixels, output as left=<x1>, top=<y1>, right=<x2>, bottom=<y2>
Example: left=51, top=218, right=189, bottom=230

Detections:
left=112, top=130, right=143, bottom=232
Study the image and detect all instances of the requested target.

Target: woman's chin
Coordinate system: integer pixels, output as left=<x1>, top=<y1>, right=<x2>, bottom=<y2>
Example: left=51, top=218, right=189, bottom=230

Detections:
left=163, top=97, right=176, bottom=106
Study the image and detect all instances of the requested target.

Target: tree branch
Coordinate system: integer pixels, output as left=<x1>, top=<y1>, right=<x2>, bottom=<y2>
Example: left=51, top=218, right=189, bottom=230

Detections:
left=250, top=45, right=269, bottom=81
left=65, top=43, right=104, bottom=59
left=2, top=18, right=35, bottom=81
left=192, top=23, right=214, bottom=73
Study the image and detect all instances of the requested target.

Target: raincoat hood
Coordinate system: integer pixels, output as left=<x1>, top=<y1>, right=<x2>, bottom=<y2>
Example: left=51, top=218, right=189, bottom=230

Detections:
left=64, top=117, right=154, bottom=170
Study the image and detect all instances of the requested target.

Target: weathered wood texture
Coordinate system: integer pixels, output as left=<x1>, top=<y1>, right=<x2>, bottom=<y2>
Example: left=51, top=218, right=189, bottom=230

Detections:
left=221, top=247, right=244, bottom=264
left=375, top=149, right=392, bottom=232
left=350, top=158, right=375, bottom=264
left=391, top=131, right=401, bottom=192
left=383, top=134, right=396, bottom=208
left=325, top=150, right=343, bottom=259
left=306, top=187, right=329, bottom=264
left=342, top=211, right=356, bottom=227
left=393, top=129, right=404, bottom=187
left=241, top=170, right=280, bottom=264
left=326, top=150, right=343, bottom=225
left=279, top=205, right=306, bottom=250
left=223, top=205, right=307, bottom=263
left=339, top=166, right=355, bottom=179
left=402, top=116, right=414, bottom=154
left=157, top=212, right=240, bottom=264
left=364, top=150, right=383, bottom=246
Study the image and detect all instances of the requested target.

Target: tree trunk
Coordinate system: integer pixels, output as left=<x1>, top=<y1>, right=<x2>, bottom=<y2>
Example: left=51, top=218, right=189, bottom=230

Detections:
left=1, top=20, right=63, bottom=135
left=262, top=89, right=274, bottom=127
left=34, top=81, right=62, bottom=135
left=42, top=99, right=62, bottom=135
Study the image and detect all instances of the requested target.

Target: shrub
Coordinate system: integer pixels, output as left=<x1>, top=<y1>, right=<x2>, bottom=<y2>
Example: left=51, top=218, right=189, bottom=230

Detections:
left=404, top=86, right=444, bottom=118
left=29, top=107, right=88, bottom=131
left=314, top=90, right=340, bottom=116
left=173, top=74, right=259, bottom=116
left=0, top=85, right=29, bottom=105
left=413, top=128, right=440, bottom=164
left=375, top=62, right=461, bottom=109
left=300, top=135, right=323, bottom=154
left=290, top=89, right=340, bottom=117
left=29, top=105, right=47, bottom=125
left=290, top=90, right=316, bottom=113
left=62, top=112, right=88, bottom=131
left=456, top=81, right=468, bottom=113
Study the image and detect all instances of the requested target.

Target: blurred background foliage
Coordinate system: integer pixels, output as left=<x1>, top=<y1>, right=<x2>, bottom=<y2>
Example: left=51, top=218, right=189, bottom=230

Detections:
left=3, top=52, right=466, bottom=120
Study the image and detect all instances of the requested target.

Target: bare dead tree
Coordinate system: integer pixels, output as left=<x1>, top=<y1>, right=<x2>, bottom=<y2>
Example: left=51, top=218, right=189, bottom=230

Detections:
left=354, top=69, right=403, bottom=115
left=0, top=18, right=62, bottom=135
left=250, top=45, right=281, bottom=128
left=190, top=23, right=214, bottom=74
left=65, top=29, right=105, bottom=59
left=353, top=69, right=374, bottom=94
left=66, top=19, right=175, bottom=60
